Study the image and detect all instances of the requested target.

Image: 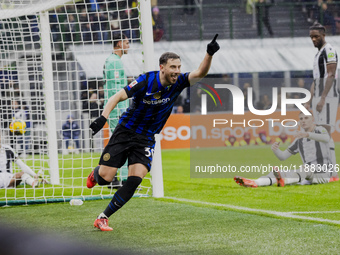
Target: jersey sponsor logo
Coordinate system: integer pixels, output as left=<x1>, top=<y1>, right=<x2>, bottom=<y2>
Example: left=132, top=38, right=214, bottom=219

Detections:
left=128, top=80, right=138, bottom=88
left=143, top=98, right=170, bottom=105
left=103, top=153, right=111, bottom=161
left=328, top=52, right=335, bottom=59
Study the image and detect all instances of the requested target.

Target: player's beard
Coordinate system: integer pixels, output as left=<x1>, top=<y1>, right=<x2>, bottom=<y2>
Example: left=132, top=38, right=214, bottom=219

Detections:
left=167, top=73, right=179, bottom=85
left=314, top=39, right=324, bottom=50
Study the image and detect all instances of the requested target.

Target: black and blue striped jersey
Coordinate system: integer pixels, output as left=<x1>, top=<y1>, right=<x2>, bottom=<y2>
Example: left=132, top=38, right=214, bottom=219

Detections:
left=120, top=71, right=190, bottom=136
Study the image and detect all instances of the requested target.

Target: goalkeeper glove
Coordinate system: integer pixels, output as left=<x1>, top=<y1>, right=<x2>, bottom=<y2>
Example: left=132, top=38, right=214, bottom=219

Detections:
left=207, top=34, right=220, bottom=56
left=90, top=115, right=107, bottom=136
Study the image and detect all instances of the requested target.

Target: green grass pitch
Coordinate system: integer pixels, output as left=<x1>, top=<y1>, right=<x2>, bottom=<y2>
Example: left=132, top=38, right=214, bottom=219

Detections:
left=1, top=144, right=340, bottom=254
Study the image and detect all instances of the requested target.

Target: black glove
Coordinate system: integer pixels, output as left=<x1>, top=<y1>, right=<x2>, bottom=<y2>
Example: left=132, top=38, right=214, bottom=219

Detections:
left=90, top=115, right=107, bottom=136
left=207, top=34, right=220, bottom=56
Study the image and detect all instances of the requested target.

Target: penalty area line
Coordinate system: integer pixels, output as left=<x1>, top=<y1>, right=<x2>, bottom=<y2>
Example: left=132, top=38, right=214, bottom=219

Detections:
left=287, top=211, right=340, bottom=214
left=164, top=197, right=340, bottom=226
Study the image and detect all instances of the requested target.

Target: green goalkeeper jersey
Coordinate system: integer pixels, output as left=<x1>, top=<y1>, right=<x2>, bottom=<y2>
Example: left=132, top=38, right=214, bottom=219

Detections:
left=103, top=53, right=129, bottom=131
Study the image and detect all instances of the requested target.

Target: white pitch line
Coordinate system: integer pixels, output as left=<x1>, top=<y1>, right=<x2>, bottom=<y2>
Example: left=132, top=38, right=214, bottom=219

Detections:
left=287, top=211, right=340, bottom=214
left=164, top=197, right=340, bottom=225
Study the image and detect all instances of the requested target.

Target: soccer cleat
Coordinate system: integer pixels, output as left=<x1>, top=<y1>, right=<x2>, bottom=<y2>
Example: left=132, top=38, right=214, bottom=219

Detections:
left=329, top=174, right=339, bottom=182
left=93, top=218, right=113, bottom=231
left=87, top=170, right=97, bottom=188
left=234, top=176, right=258, bottom=188
left=273, top=167, right=285, bottom=187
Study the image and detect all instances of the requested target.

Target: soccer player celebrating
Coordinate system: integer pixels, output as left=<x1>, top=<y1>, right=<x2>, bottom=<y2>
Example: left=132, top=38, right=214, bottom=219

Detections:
left=305, top=22, right=338, bottom=176
left=103, top=33, right=130, bottom=187
left=0, top=132, right=39, bottom=188
left=234, top=112, right=337, bottom=188
left=87, top=34, right=220, bottom=231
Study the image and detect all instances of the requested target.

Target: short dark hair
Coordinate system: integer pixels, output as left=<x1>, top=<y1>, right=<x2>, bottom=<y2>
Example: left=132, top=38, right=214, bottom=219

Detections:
left=309, top=22, right=326, bottom=33
left=112, top=32, right=127, bottom=47
left=159, top=52, right=181, bottom=65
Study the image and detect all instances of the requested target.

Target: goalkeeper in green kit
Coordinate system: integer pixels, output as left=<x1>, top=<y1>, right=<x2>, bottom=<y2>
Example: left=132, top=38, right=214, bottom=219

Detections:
left=102, top=32, right=130, bottom=187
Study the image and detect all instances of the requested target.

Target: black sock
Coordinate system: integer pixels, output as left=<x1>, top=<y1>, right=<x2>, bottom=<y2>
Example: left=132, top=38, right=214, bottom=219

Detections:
left=103, top=176, right=142, bottom=218
left=93, top=166, right=110, bottom=185
left=268, top=177, right=272, bottom=186
left=296, top=173, right=302, bottom=183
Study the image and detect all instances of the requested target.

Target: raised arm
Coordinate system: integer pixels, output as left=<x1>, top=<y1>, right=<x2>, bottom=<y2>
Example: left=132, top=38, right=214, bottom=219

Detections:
left=188, top=34, right=220, bottom=86
left=295, top=130, right=330, bottom=143
left=90, top=89, right=128, bottom=135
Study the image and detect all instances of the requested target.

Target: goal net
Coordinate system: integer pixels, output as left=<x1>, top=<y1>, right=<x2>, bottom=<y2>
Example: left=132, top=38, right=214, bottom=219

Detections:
left=0, top=0, right=163, bottom=206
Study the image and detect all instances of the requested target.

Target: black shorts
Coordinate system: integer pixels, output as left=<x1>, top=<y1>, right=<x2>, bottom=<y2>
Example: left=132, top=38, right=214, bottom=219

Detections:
left=99, top=124, right=156, bottom=171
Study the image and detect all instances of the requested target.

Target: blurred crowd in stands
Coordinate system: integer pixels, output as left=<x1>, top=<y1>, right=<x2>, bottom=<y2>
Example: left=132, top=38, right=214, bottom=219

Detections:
left=49, top=0, right=139, bottom=44
left=246, top=0, right=340, bottom=36
left=4, top=0, right=340, bottom=47
left=48, top=0, right=166, bottom=44
left=299, top=0, right=340, bottom=35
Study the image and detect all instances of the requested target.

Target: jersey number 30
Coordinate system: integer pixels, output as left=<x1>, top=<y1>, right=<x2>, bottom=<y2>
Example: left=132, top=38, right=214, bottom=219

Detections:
left=144, top=147, right=155, bottom=158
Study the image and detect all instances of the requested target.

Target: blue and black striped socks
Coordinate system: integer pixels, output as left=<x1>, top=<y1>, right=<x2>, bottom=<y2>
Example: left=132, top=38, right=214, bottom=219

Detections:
left=103, top=176, right=142, bottom=218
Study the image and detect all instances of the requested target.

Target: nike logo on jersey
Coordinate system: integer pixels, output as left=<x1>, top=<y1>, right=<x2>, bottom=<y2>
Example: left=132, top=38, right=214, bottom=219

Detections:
left=146, top=91, right=161, bottom=96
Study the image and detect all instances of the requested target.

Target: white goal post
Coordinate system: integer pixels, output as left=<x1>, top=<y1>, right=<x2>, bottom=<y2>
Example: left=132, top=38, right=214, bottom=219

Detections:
left=0, top=0, right=164, bottom=205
